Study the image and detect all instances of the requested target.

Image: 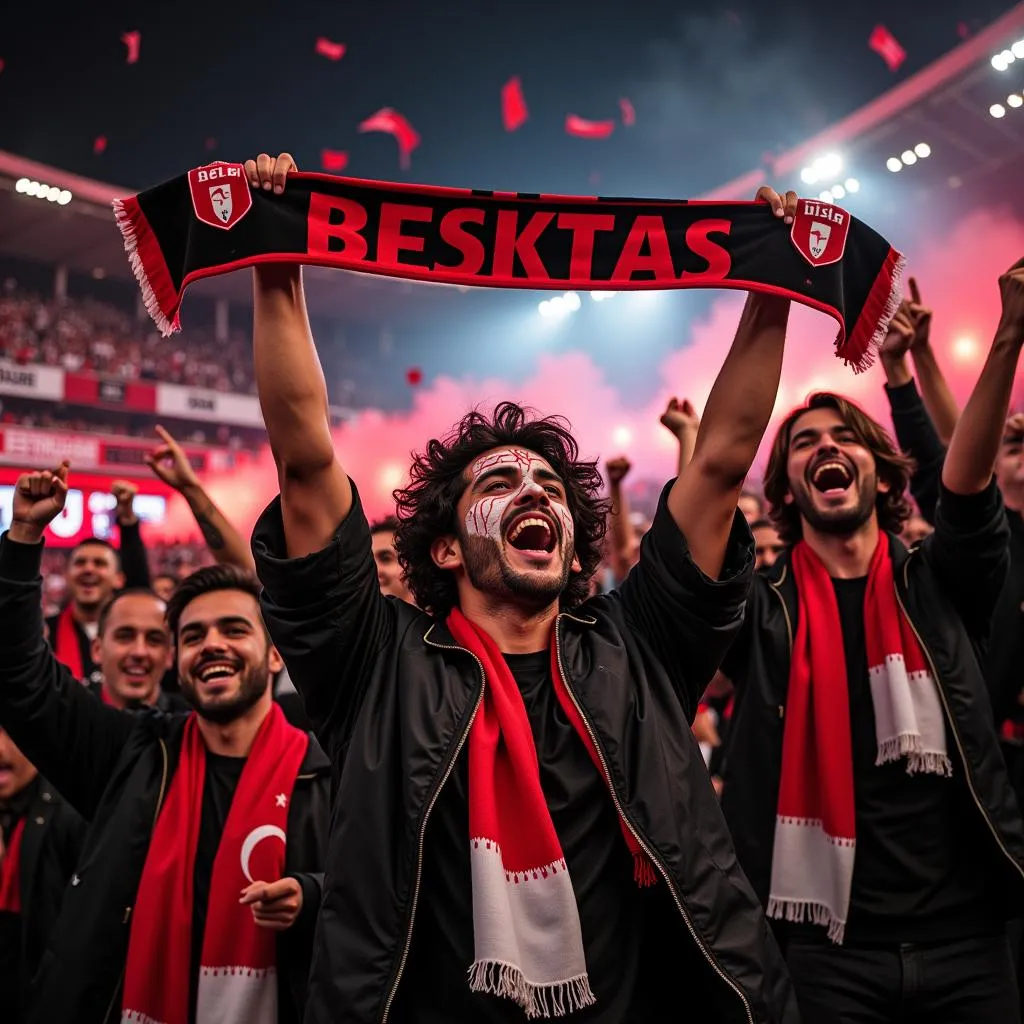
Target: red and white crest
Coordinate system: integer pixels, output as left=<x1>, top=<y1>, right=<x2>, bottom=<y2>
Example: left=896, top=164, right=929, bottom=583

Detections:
left=790, top=200, right=850, bottom=268
left=188, top=161, right=252, bottom=231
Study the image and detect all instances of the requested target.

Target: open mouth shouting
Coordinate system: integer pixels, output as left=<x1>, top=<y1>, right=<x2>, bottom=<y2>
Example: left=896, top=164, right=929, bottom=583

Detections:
left=504, top=511, right=558, bottom=558
left=193, top=656, right=243, bottom=692
left=809, top=457, right=855, bottom=498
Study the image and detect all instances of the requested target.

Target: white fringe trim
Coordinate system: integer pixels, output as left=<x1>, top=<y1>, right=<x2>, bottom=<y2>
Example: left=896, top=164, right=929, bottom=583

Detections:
left=111, top=197, right=177, bottom=338
left=875, top=733, right=952, bottom=776
left=199, top=965, right=275, bottom=978
left=470, top=837, right=568, bottom=883
left=767, top=898, right=846, bottom=944
left=121, top=1012, right=166, bottom=1024
left=468, top=960, right=596, bottom=1019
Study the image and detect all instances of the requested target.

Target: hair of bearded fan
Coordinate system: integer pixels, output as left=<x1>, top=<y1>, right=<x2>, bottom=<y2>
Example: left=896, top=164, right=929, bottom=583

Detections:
left=392, top=401, right=609, bottom=617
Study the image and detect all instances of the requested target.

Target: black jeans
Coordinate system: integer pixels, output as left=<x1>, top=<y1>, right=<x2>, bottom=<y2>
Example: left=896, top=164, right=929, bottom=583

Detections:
left=786, top=932, right=1020, bottom=1023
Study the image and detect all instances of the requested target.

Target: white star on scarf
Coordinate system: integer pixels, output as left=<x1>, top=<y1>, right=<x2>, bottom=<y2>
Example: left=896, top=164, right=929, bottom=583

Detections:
left=275, top=793, right=287, bottom=808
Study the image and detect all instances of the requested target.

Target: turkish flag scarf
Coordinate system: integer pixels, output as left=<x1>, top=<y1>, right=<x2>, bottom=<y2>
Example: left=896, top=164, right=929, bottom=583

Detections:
left=54, top=604, right=85, bottom=681
left=446, top=608, right=655, bottom=1019
left=767, top=535, right=951, bottom=944
left=121, top=704, right=308, bottom=1024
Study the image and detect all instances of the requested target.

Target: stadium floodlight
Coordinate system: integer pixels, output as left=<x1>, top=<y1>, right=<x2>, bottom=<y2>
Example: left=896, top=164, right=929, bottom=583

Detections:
left=800, top=152, right=842, bottom=186
left=901, top=150, right=917, bottom=165
left=562, top=291, right=581, bottom=312
left=830, top=184, right=846, bottom=200
left=1009, top=93, right=1024, bottom=108
left=14, top=177, right=73, bottom=205
left=818, top=190, right=832, bottom=202
left=914, top=142, right=931, bottom=158
left=844, top=177, right=860, bottom=192
left=992, top=48, right=1015, bottom=71
left=589, top=291, right=617, bottom=301
left=1013, top=39, right=1024, bottom=59
left=886, top=157, right=902, bottom=172
left=991, top=102, right=1007, bottom=118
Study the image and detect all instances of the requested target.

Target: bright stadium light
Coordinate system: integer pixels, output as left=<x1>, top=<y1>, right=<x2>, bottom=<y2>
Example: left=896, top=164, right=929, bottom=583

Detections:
left=830, top=184, right=846, bottom=200
left=886, top=157, right=902, bottom=172
left=1009, top=93, right=1024, bottom=108
left=992, top=48, right=1015, bottom=71
left=589, top=291, right=617, bottom=301
left=1013, top=39, right=1024, bottom=58
left=800, top=166, right=818, bottom=184
left=801, top=152, right=843, bottom=186
left=562, top=291, right=581, bottom=312
left=901, top=150, right=917, bottom=165
left=991, top=102, right=1007, bottom=118
left=914, top=142, right=931, bottom=158
left=14, top=177, right=73, bottom=205
left=818, top=190, right=832, bottom=202
left=845, top=177, right=860, bottom=192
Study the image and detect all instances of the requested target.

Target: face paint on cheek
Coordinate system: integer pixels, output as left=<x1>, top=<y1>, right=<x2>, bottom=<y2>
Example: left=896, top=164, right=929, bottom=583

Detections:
left=463, top=448, right=562, bottom=545
left=554, top=502, right=574, bottom=546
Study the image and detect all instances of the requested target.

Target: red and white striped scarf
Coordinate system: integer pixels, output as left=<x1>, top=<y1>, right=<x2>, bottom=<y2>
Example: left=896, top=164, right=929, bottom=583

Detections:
left=121, top=704, right=308, bottom=1024
left=768, top=535, right=950, bottom=943
left=446, top=609, right=655, bottom=1018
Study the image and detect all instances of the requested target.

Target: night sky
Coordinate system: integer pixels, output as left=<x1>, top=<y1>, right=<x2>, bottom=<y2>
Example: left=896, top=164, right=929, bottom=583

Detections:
left=0, top=1, right=1012, bottom=198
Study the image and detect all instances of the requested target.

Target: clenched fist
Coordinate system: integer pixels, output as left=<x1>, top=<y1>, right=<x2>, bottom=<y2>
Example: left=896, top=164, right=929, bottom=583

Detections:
left=605, top=457, right=631, bottom=487
left=110, top=479, right=139, bottom=526
left=9, top=462, right=70, bottom=545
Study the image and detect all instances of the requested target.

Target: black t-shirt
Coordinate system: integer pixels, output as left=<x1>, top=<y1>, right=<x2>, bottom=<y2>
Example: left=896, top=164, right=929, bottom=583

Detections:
left=188, top=752, right=246, bottom=1022
left=394, top=651, right=662, bottom=1022
left=791, top=577, right=1000, bottom=945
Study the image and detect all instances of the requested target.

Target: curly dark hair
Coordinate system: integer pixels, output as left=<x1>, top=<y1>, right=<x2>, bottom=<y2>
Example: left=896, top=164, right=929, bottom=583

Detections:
left=392, top=402, right=609, bottom=617
left=763, top=392, right=916, bottom=544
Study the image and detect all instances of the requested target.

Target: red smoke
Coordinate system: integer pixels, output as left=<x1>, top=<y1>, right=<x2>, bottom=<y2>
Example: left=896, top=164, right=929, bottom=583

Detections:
left=158, top=206, right=1024, bottom=542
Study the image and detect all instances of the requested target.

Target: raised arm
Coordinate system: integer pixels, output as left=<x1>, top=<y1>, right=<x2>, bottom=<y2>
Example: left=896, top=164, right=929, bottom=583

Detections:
left=604, top=457, right=635, bottom=584
left=906, top=277, right=960, bottom=446
left=660, top=397, right=700, bottom=479
left=111, top=479, right=151, bottom=587
left=247, top=153, right=352, bottom=558
left=1, top=463, right=136, bottom=820
left=667, top=187, right=796, bottom=578
left=942, top=260, right=1024, bottom=496
left=145, top=426, right=256, bottom=572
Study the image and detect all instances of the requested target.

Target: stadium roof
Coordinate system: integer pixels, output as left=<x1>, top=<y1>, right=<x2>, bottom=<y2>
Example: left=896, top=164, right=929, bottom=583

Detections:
left=2, top=2, right=1024, bottom=326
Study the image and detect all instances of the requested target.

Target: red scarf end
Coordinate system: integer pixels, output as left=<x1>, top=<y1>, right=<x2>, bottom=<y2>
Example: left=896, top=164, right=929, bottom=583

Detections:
left=633, top=853, right=657, bottom=888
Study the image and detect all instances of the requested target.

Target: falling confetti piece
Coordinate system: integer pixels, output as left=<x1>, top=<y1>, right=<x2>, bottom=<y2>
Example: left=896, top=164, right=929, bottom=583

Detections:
left=868, top=24, right=906, bottom=72
left=121, top=30, right=141, bottom=65
left=405, top=367, right=423, bottom=386
left=619, top=98, right=635, bottom=126
left=204, top=137, right=217, bottom=151
left=314, top=37, right=346, bottom=61
left=320, top=148, right=349, bottom=172
left=501, top=76, right=528, bottom=132
left=956, top=21, right=971, bottom=39
left=93, top=136, right=107, bottom=155
left=0, top=59, right=5, bottom=74
left=565, top=114, right=615, bottom=140
left=359, top=108, right=421, bottom=169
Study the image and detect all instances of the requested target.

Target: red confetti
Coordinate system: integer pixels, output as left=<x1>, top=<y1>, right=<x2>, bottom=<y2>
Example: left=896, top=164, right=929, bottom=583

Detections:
left=320, top=148, right=349, bottom=172
left=869, top=24, right=906, bottom=72
left=956, top=21, right=971, bottom=39
left=314, top=37, right=346, bottom=61
left=405, top=367, right=423, bottom=386
left=93, top=136, right=107, bottom=155
left=565, top=115, right=615, bottom=140
left=501, top=76, right=528, bottom=132
left=0, top=59, right=5, bottom=74
left=204, top=137, right=217, bottom=151
left=619, top=98, right=635, bottom=127
left=359, top=108, right=421, bottom=170
left=121, top=30, right=141, bottom=65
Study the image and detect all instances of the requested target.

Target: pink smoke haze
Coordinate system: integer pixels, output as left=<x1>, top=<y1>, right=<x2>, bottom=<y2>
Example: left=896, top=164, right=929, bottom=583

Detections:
left=161, top=207, right=1024, bottom=541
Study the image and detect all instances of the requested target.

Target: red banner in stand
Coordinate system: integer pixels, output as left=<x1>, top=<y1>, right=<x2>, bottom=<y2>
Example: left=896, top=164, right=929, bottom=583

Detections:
left=63, top=373, right=158, bottom=411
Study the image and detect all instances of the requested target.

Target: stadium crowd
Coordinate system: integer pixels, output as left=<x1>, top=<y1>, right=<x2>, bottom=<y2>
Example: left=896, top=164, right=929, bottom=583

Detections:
left=0, top=173, right=1022, bottom=1024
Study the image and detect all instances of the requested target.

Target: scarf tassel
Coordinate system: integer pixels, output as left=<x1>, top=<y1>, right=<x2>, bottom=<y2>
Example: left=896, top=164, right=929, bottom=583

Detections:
left=767, top=897, right=846, bottom=945
left=875, top=733, right=953, bottom=776
left=468, top=961, right=596, bottom=1020
left=633, top=852, right=657, bottom=888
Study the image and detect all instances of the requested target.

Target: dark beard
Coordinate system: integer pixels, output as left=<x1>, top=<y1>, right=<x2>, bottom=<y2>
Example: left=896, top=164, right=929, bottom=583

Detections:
left=791, top=477, right=876, bottom=536
left=459, top=531, right=572, bottom=608
left=179, top=658, right=270, bottom=724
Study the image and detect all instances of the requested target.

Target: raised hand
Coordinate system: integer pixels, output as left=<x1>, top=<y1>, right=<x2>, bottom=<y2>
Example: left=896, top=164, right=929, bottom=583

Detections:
left=660, top=397, right=700, bottom=439
left=880, top=301, right=916, bottom=362
left=144, top=425, right=200, bottom=493
left=996, top=258, right=1024, bottom=339
left=110, top=479, right=139, bottom=526
left=10, top=462, right=70, bottom=544
left=244, top=152, right=298, bottom=195
left=605, top=456, right=631, bottom=487
left=754, top=185, right=799, bottom=225
left=905, top=277, right=933, bottom=347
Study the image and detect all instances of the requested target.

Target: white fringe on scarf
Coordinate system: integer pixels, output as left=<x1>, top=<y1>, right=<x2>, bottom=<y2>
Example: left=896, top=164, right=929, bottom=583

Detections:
left=111, top=198, right=176, bottom=338
left=468, top=961, right=596, bottom=1020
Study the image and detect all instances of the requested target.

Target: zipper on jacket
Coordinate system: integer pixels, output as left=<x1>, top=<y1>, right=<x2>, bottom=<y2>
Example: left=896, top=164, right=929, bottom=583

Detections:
left=380, top=632, right=485, bottom=1024
left=101, top=738, right=170, bottom=1024
left=554, top=614, right=756, bottom=1024
left=893, top=577, right=1024, bottom=885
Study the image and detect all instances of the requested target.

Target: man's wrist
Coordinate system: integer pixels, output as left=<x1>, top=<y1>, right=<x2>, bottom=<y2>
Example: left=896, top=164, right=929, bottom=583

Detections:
left=116, top=511, right=139, bottom=527
left=881, top=352, right=912, bottom=387
left=7, top=521, right=45, bottom=545
left=180, top=480, right=206, bottom=505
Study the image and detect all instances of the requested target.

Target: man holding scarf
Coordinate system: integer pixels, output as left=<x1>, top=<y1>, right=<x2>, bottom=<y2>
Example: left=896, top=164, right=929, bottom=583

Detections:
left=719, top=261, right=1024, bottom=1022
left=249, top=153, right=799, bottom=1023
left=0, top=489, right=330, bottom=1024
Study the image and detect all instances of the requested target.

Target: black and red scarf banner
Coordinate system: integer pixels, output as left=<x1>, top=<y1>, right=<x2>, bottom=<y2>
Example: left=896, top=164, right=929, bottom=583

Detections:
left=114, top=162, right=904, bottom=370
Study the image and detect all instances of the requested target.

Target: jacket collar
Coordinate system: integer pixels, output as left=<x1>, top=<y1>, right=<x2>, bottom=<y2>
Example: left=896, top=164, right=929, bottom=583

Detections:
left=423, top=607, right=597, bottom=650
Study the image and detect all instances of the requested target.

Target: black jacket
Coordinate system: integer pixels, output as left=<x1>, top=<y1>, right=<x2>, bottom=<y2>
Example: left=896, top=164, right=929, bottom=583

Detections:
left=719, top=480, right=1024, bottom=914
left=253, top=481, right=799, bottom=1024
left=0, top=533, right=331, bottom=1024
left=45, top=519, right=151, bottom=685
left=885, top=379, right=1024, bottom=730
left=6, top=776, right=87, bottom=1020
left=86, top=679, right=190, bottom=715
